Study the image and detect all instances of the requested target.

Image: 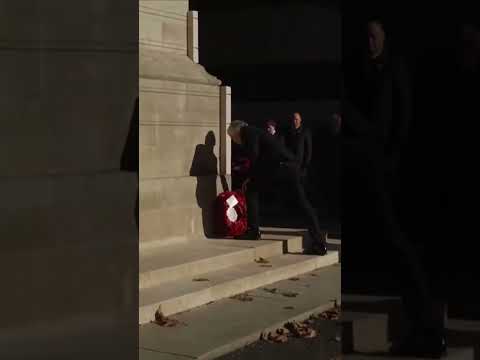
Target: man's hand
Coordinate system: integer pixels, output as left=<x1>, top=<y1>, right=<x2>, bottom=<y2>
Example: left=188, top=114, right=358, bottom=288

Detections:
left=241, top=178, right=251, bottom=193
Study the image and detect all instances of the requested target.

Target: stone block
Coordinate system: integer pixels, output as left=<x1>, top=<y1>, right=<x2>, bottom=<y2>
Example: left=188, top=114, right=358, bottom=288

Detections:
left=140, top=2, right=187, bottom=54
left=140, top=175, right=230, bottom=244
left=140, top=79, right=221, bottom=178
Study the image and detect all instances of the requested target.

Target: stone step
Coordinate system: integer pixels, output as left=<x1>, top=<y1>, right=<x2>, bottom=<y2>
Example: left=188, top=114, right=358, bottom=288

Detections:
left=139, top=264, right=340, bottom=359
left=260, top=233, right=304, bottom=253
left=261, top=226, right=341, bottom=258
left=139, top=239, right=285, bottom=290
left=139, top=251, right=339, bottom=323
left=341, top=294, right=478, bottom=359
left=261, top=226, right=341, bottom=245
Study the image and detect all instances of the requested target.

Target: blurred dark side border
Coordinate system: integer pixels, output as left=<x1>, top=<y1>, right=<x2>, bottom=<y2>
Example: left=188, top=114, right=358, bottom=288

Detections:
left=0, top=2, right=139, bottom=359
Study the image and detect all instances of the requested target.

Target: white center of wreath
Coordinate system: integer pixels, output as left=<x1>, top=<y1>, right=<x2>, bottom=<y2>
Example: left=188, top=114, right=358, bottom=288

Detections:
left=226, top=195, right=239, bottom=222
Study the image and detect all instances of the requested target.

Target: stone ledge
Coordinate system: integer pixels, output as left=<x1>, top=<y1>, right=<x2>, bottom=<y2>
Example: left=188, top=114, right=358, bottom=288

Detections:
left=140, top=49, right=221, bottom=86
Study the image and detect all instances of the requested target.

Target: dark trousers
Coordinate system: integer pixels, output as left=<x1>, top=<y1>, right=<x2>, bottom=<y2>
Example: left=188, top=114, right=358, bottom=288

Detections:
left=246, top=164, right=323, bottom=243
left=344, top=143, right=440, bottom=334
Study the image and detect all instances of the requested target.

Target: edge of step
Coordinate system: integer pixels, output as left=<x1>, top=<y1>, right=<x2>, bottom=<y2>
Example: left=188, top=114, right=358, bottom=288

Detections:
left=140, top=239, right=285, bottom=290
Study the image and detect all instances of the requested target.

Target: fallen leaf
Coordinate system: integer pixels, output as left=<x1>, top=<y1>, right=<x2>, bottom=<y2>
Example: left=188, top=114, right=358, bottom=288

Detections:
left=289, top=277, right=300, bottom=281
left=318, top=306, right=340, bottom=320
left=230, top=293, right=254, bottom=302
left=192, top=278, right=210, bottom=282
left=255, top=257, right=270, bottom=264
left=263, top=287, right=277, bottom=294
left=267, top=332, right=289, bottom=343
left=304, top=318, right=315, bottom=325
left=284, top=306, right=295, bottom=310
left=282, top=291, right=299, bottom=298
left=260, top=264, right=273, bottom=267
left=153, top=311, right=186, bottom=327
left=310, top=273, right=318, bottom=277
left=284, top=321, right=317, bottom=339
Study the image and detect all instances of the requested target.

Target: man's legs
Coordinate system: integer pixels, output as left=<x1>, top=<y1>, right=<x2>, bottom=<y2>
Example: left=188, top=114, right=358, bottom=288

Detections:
left=286, top=169, right=327, bottom=254
left=365, top=153, right=445, bottom=356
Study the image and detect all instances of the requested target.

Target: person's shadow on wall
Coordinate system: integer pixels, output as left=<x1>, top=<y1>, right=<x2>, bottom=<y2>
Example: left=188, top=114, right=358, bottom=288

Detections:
left=190, top=131, right=226, bottom=238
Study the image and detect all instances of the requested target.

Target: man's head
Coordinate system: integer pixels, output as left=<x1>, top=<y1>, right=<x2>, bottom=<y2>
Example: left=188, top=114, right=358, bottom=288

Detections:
left=227, top=120, right=248, bottom=145
left=367, top=18, right=386, bottom=59
left=266, top=120, right=277, bottom=135
left=292, top=112, right=302, bottom=129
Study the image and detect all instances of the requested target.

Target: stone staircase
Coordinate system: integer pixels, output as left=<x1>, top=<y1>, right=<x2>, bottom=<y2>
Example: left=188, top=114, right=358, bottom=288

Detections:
left=139, top=229, right=340, bottom=324
left=139, top=228, right=340, bottom=359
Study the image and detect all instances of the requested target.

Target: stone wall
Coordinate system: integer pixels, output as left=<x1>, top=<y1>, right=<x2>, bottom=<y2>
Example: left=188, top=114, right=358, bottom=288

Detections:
left=0, top=1, right=138, bottom=359
left=139, top=0, right=230, bottom=246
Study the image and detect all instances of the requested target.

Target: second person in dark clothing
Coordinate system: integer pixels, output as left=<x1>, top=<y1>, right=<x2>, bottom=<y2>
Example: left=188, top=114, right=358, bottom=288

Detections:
left=343, top=17, right=445, bottom=357
left=285, top=112, right=313, bottom=180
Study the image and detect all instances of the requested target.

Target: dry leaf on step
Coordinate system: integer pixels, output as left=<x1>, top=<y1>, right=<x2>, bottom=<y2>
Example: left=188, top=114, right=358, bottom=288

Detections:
left=282, top=291, right=299, bottom=298
left=230, top=293, right=254, bottom=302
left=263, top=287, right=277, bottom=294
left=153, top=312, right=186, bottom=327
left=318, top=306, right=340, bottom=320
left=289, top=277, right=300, bottom=281
left=267, top=332, right=289, bottom=343
left=192, top=278, right=210, bottom=282
left=255, top=257, right=270, bottom=264
left=284, top=321, right=317, bottom=339
left=304, top=318, right=315, bottom=325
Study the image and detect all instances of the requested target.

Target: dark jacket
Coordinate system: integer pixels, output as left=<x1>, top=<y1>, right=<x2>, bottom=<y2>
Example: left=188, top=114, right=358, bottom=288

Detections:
left=272, top=132, right=285, bottom=146
left=343, top=49, right=412, bottom=162
left=240, top=125, right=297, bottom=178
left=285, top=126, right=313, bottom=172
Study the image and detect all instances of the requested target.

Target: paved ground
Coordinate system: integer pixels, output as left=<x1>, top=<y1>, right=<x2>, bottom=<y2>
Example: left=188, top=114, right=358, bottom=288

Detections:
left=216, top=319, right=341, bottom=360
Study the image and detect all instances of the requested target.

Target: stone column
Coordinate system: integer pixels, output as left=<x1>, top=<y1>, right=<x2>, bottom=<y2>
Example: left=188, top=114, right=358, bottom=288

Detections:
left=187, top=10, right=199, bottom=63
left=139, top=0, right=231, bottom=247
left=220, top=86, right=232, bottom=176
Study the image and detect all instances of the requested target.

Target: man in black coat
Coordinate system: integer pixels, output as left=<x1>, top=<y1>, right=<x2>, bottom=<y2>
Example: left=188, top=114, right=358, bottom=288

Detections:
left=285, top=112, right=312, bottom=180
left=228, top=120, right=328, bottom=255
left=343, top=18, right=446, bottom=357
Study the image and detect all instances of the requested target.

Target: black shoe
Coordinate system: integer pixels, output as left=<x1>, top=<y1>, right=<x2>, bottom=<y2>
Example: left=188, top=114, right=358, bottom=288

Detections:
left=304, top=241, right=328, bottom=256
left=235, top=229, right=261, bottom=240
